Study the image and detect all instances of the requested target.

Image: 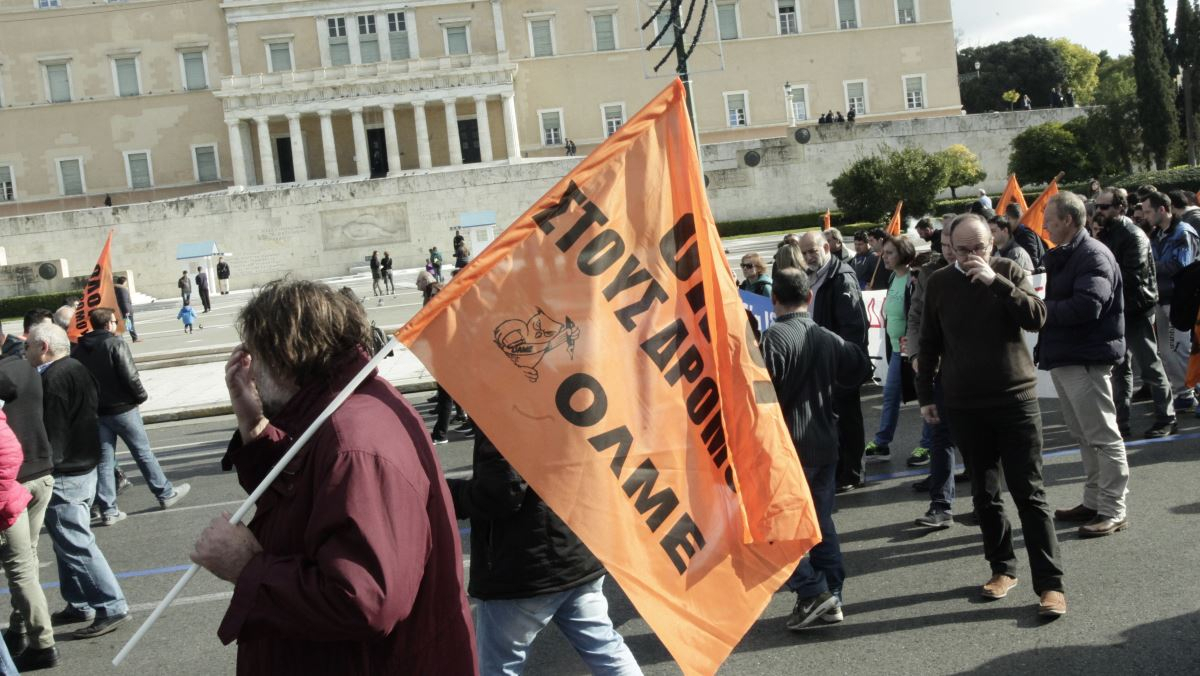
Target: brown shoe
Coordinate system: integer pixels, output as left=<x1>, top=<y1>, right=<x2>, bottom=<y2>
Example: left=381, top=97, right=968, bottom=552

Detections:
left=981, top=574, right=1018, bottom=599
left=1078, top=515, right=1127, bottom=538
left=1038, top=591, right=1067, bottom=617
left=1054, top=504, right=1098, bottom=522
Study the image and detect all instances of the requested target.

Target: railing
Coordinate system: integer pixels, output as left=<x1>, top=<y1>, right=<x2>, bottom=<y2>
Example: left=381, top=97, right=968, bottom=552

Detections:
left=219, top=53, right=504, bottom=92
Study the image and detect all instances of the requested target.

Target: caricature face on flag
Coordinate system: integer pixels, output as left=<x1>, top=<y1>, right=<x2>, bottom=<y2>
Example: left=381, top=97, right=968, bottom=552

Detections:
left=397, top=79, right=819, bottom=675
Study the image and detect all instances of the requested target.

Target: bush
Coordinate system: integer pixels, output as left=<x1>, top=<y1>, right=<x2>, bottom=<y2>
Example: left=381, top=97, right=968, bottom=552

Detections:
left=715, top=211, right=884, bottom=239
left=829, top=155, right=891, bottom=222
left=938, top=145, right=988, bottom=199
left=1101, top=166, right=1200, bottom=194
left=1009, top=122, right=1089, bottom=183
left=0, top=292, right=76, bottom=323
left=829, top=146, right=950, bottom=222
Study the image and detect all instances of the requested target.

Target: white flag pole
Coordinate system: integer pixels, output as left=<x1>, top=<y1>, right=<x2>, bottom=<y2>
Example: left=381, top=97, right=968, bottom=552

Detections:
left=113, top=335, right=401, bottom=666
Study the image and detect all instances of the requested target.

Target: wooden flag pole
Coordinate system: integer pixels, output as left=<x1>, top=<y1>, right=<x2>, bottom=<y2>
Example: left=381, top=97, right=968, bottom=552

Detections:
left=112, top=336, right=400, bottom=666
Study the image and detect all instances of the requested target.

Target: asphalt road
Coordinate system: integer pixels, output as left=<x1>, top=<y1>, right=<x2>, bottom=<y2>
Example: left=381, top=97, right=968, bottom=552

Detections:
left=10, top=389, right=1198, bottom=675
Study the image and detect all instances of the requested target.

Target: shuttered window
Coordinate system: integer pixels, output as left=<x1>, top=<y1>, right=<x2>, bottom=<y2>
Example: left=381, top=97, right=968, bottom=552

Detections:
left=838, top=0, right=858, bottom=28
left=358, top=15, right=380, bottom=64
left=328, top=18, right=350, bottom=66
left=593, top=14, right=616, bottom=51
left=530, top=19, right=553, bottom=57
left=388, top=12, right=410, bottom=60
left=46, top=63, right=70, bottom=102
left=59, top=159, right=83, bottom=196
left=126, top=152, right=151, bottom=189
left=115, top=57, right=139, bottom=96
left=182, top=51, right=207, bottom=90
left=717, top=4, right=738, bottom=40
left=269, top=42, right=292, bottom=72
left=194, top=146, right=218, bottom=182
left=446, top=26, right=469, bottom=55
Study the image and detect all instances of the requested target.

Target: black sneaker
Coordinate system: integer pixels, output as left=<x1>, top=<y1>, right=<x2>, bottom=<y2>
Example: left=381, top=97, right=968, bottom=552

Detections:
left=906, top=447, right=931, bottom=467
left=50, top=606, right=94, bottom=626
left=14, top=645, right=59, bottom=671
left=458, top=428, right=476, bottom=439
left=864, top=442, right=891, bottom=463
left=73, top=613, right=130, bottom=639
left=431, top=434, right=448, bottom=445
left=1143, top=420, right=1178, bottom=439
left=786, top=591, right=838, bottom=631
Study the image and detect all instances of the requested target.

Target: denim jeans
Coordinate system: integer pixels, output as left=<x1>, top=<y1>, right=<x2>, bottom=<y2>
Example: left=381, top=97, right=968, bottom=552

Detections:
left=786, top=463, right=844, bottom=601
left=124, top=313, right=138, bottom=341
left=927, top=379, right=955, bottom=513
left=46, top=471, right=128, bottom=617
left=97, top=408, right=174, bottom=517
left=874, top=353, right=932, bottom=447
left=474, top=576, right=641, bottom=676
left=0, top=638, right=14, bottom=676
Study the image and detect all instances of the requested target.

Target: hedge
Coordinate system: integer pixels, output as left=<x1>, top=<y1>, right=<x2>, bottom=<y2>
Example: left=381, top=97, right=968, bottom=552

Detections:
left=1099, top=166, right=1200, bottom=195
left=0, top=292, right=77, bottom=322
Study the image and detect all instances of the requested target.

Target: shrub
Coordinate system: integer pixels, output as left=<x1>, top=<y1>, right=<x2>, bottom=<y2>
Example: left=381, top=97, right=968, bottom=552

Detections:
left=937, top=144, right=988, bottom=199
left=829, top=146, right=950, bottom=222
left=1101, top=166, right=1200, bottom=194
left=0, top=292, right=77, bottom=324
left=1009, top=122, right=1089, bottom=183
left=829, top=155, right=892, bottom=222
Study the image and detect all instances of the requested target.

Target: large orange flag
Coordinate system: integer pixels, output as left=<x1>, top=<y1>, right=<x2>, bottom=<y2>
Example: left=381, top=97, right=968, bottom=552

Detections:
left=68, top=232, right=122, bottom=342
left=1022, top=178, right=1060, bottom=249
left=995, top=174, right=1028, bottom=216
left=886, top=200, right=904, bottom=236
left=396, top=79, right=817, bottom=675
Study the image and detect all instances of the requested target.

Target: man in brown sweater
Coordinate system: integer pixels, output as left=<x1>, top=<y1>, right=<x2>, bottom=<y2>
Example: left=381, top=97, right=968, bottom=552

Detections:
left=916, top=214, right=1067, bottom=619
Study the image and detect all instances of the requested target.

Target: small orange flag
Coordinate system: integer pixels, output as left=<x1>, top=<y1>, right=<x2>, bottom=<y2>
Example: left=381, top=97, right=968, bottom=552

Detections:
left=822, top=209, right=832, bottom=231
left=68, top=231, right=122, bottom=342
left=996, top=174, right=1029, bottom=216
left=1022, top=177, right=1060, bottom=249
left=886, top=201, right=903, bottom=236
left=396, top=79, right=818, bottom=675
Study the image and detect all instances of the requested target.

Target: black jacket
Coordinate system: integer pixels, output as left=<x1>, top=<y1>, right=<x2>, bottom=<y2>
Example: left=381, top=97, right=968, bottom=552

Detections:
left=1097, top=215, right=1158, bottom=316
left=0, top=356, right=53, bottom=482
left=1013, top=224, right=1046, bottom=271
left=71, top=330, right=148, bottom=415
left=115, top=285, right=134, bottom=317
left=0, top=335, right=24, bottom=360
left=809, top=258, right=868, bottom=349
left=39, top=357, right=102, bottom=475
left=447, top=432, right=603, bottom=601
left=1038, top=229, right=1125, bottom=370
left=217, top=261, right=231, bottom=279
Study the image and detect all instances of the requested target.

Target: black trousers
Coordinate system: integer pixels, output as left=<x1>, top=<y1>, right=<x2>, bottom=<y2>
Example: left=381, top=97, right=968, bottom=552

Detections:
left=199, top=287, right=211, bottom=312
left=834, top=386, right=866, bottom=486
left=945, top=400, right=1065, bottom=595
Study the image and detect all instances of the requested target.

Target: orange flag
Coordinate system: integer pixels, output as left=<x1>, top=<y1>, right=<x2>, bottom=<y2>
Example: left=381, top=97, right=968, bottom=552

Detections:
left=1187, top=307, right=1200, bottom=389
left=68, top=231, right=122, bottom=342
left=396, top=79, right=817, bottom=675
left=822, top=209, right=832, bottom=231
left=886, top=200, right=903, bottom=236
left=996, top=174, right=1029, bottom=216
left=1022, top=177, right=1060, bottom=249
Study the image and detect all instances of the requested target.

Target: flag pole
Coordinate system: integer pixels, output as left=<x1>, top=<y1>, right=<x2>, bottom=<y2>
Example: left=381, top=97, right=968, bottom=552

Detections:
left=112, top=336, right=401, bottom=666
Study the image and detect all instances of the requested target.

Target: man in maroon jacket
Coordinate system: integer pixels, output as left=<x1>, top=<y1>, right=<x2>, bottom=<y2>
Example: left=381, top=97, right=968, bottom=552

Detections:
left=190, top=279, right=476, bottom=675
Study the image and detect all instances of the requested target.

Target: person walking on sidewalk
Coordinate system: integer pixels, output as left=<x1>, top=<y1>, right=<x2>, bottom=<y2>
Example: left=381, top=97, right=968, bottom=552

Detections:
left=217, top=257, right=231, bottom=295
left=114, top=276, right=139, bottom=343
left=381, top=251, right=395, bottom=295
left=178, top=270, right=192, bottom=306
left=369, top=251, right=383, bottom=297
left=196, top=266, right=212, bottom=313
left=178, top=301, right=198, bottom=334
left=71, top=308, right=190, bottom=526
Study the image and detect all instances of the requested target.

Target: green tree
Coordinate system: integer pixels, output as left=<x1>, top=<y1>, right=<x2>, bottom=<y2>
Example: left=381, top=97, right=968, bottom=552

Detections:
left=1173, top=0, right=1200, bottom=165
left=1131, top=0, right=1179, bottom=168
left=829, top=155, right=892, bottom=222
left=1002, top=89, right=1020, bottom=110
left=1050, top=38, right=1100, bottom=105
left=958, top=36, right=1068, bottom=113
left=1087, top=56, right=1144, bottom=174
left=937, top=145, right=988, bottom=198
left=880, top=146, right=950, bottom=218
left=1008, top=122, right=1088, bottom=183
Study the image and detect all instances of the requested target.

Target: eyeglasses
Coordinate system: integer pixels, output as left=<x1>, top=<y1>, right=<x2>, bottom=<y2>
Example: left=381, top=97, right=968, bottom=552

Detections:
left=740, top=263, right=755, bottom=269
left=953, top=244, right=990, bottom=257
left=1096, top=203, right=1115, bottom=210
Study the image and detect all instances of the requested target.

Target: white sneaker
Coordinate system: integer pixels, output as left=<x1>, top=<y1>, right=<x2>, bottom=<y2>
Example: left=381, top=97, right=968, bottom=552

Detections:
left=159, top=483, right=191, bottom=509
left=820, top=603, right=844, bottom=624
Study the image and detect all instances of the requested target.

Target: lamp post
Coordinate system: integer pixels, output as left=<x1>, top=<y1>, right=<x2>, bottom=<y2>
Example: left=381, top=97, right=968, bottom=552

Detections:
left=974, top=60, right=981, bottom=80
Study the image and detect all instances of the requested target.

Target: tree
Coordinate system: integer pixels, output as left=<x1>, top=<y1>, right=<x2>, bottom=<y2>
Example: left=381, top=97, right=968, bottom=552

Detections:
left=958, top=36, right=1068, bottom=113
left=829, top=147, right=948, bottom=221
left=937, top=145, right=988, bottom=198
left=1008, top=123, right=1088, bottom=183
left=1002, top=89, right=1020, bottom=110
left=1131, top=0, right=1179, bottom=168
left=1172, top=0, right=1200, bottom=165
left=1088, top=56, right=1145, bottom=174
left=829, top=155, right=892, bottom=222
left=1050, top=39, right=1100, bottom=105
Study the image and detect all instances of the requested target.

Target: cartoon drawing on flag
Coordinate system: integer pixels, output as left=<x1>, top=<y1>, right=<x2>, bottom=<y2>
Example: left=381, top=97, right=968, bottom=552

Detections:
left=493, top=309, right=581, bottom=382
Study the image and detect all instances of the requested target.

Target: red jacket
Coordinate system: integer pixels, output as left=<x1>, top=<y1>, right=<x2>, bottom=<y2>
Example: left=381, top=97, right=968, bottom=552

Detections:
left=0, top=410, right=33, bottom=531
left=218, top=350, right=477, bottom=676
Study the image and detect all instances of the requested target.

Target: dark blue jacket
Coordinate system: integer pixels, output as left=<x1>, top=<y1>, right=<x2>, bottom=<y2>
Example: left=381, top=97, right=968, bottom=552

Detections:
left=1038, top=229, right=1125, bottom=370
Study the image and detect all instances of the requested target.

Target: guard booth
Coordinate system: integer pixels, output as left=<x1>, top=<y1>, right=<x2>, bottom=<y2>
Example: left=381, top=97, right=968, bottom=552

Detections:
left=456, top=211, right=498, bottom=256
left=175, top=241, right=229, bottom=302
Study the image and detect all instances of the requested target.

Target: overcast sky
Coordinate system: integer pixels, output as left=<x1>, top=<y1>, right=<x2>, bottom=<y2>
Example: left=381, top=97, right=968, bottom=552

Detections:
left=951, top=0, right=1177, bottom=56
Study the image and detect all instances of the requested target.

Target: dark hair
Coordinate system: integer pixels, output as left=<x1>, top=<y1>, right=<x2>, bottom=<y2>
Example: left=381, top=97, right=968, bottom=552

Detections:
left=1168, top=189, right=1196, bottom=210
left=1142, top=190, right=1171, bottom=213
left=1004, top=202, right=1023, bottom=220
left=867, top=228, right=886, bottom=241
left=1136, top=184, right=1158, bottom=201
left=771, top=267, right=811, bottom=306
left=853, top=231, right=869, bottom=243
left=23, top=308, right=53, bottom=334
left=114, top=275, right=127, bottom=284
left=88, top=307, right=116, bottom=330
left=916, top=217, right=935, bottom=231
left=883, top=236, right=916, bottom=266
left=1101, top=187, right=1128, bottom=210
left=990, top=215, right=1012, bottom=232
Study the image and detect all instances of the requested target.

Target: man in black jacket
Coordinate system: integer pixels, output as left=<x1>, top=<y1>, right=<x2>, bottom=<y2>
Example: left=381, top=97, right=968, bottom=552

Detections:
left=195, top=266, right=212, bottom=313
left=1095, top=189, right=1176, bottom=438
left=447, top=431, right=640, bottom=674
left=177, top=270, right=191, bottom=305
left=114, top=276, right=139, bottom=342
left=25, top=323, right=130, bottom=640
left=72, top=308, right=189, bottom=527
left=216, top=257, right=231, bottom=295
left=1006, top=203, right=1046, bottom=271
left=1040, top=192, right=1129, bottom=539
left=797, top=232, right=869, bottom=492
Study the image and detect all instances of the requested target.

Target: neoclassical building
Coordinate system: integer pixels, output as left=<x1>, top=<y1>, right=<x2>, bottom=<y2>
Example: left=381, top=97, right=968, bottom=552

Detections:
left=0, top=0, right=960, bottom=215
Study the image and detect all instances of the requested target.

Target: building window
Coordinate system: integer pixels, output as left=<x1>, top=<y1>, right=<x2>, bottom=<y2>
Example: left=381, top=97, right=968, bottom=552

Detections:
left=328, top=18, right=350, bottom=66
left=388, top=12, right=410, bottom=60
left=124, top=151, right=152, bottom=189
left=717, top=3, right=739, bottom=40
left=57, top=158, right=84, bottom=196
left=789, top=85, right=809, bottom=121
left=654, top=14, right=676, bottom=47
left=539, top=110, right=563, bottom=146
left=37, top=0, right=60, bottom=7
left=358, top=15, right=379, bottom=64
left=593, top=13, right=617, bottom=51
left=837, top=0, right=858, bottom=29
left=44, top=63, right=71, bottom=103
left=602, top=103, right=625, bottom=137
left=529, top=18, right=554, bottom=58
left=445, top=25, right=470, bottom=56
left=113, top=57, right=140, bottom=97
left=845, top=80, right=867, bottom=115
left=180, top=50, right=207, bottom=90
left=896, top=0, right=917, bottom=24
left=724, top=91, right=749, bottom=127
left=193, top=145, right=219, bottom=182
left=0, top=166, right=14, bottom=202
left=268, top=41, right=293, bottom=72
left=778, top=0, right=798, bottom=34
left=904, top=75, right=926, bottom=109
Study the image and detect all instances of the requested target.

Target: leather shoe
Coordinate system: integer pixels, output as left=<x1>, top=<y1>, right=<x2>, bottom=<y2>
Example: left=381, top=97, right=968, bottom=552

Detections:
left=14, top=645, right=59, bottom=671
left=73, top=613, right=130, bottom=639
left=1054, top=504, right=1098, bottom=522
left=1038, top=591, right=1067, bottom=617
left=3, top=630, right=27, bottom=657
left=980, top=574, right=1018, bottom=599
left=1078, top=515, right=1127, bottom=538
left=50, top=606, right=94, bottom=626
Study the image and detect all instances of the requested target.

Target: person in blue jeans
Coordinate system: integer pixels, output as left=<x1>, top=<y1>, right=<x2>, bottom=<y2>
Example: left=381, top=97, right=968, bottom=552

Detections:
left=865, top=236, right=935, bottom=467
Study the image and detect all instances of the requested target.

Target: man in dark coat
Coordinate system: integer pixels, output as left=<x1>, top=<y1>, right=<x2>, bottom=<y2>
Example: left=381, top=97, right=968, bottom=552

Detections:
left=195, top=266, right=211, bottom=313
left=216, top=257, right=232, bottom=295
left=114, top=276, right=138, bottom=342
left=448, top=430, right=639, bottom=674
left=177, top=270, right=191, bottom=305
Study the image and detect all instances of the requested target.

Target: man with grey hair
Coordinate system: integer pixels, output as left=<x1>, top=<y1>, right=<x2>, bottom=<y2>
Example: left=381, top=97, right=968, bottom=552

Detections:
left=1040, top=191, right=1130, bottom=538
left=51, top=306, right=73, bottom=331
left=823, top=228, right=851, bottom=262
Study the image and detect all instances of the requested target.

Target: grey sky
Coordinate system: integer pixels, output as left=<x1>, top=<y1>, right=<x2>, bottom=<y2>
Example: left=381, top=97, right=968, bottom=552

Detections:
left=950, top=0, right=1177, bottom=56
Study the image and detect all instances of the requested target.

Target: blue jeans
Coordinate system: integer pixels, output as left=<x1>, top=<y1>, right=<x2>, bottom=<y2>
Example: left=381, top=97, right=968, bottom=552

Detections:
left=874, top=353, right=933, bottom=447
left=475, top=576, right=641, bottom=676
left=927, top=378, right=955, bottom=513
left=97, top=408, right=174, bottom=517
left=0, top=638, right=14, bottom=676
left=786, top=463, right=844, bottom=601
left=46, top=471, right=128, bottom=617
left=124, top=314, right=138, bottom=341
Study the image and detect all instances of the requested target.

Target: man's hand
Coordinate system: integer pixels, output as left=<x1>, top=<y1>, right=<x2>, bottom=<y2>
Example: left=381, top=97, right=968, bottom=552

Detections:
left=920, top=405, right=940, bottom=424
left=911, top=356, right=919, bottom=374
left=191, top=512, right=263, bottom=583
left=962, top=254, right=996, bottom=286
left=226, top=345, right=268, bottom=442
left=899, top=336, right=908, bottom=357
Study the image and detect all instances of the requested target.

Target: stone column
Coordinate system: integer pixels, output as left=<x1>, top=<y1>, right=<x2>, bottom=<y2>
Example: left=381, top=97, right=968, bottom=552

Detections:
left=381, top=103, right=401, bottom=175
left=348, top=16, right=362, bottom=65
left=226, top=119, right=247, bottom=186
left=473, top=95, right=494, bottom=163
left=239, top=120, right=258, bottom=184
left=318, top=110, right=338, bottom=179
left=350, top=106, right=369, bottom=176
left=412, top=100, right=432, bottom=169
left=286, top=113, right=308, bottom=182
left=254, top=115, right=277, bottom=185
left=443, top=97, right=462, bottom=166
left=491, top=0, right=507, bottom=54
left=502, top=91, right=521, bottom=162
left=227, top=25, right=243, bottom=76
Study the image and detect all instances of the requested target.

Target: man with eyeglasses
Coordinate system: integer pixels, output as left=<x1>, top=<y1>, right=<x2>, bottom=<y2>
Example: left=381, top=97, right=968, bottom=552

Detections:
left=1093, top=189, right=1175, bottom=439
